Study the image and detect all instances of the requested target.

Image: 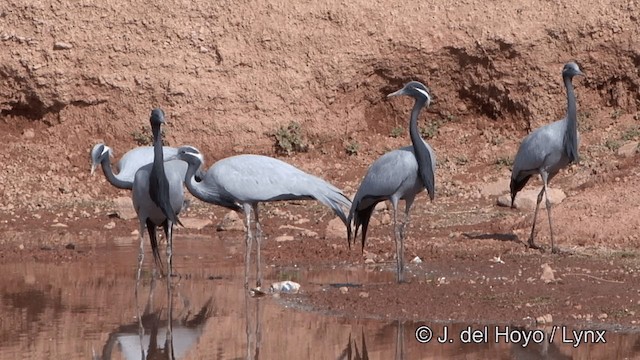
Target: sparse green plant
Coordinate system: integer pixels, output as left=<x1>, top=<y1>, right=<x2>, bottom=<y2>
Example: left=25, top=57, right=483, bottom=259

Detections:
left=490, top=135, right=505, bottom=146
left=131, top=126, right=165, bottom=146
left=345, top=141, right=360, bottom=156
left=604, top=139, right=621, bottom=151
left=390, top=126, right=404, bottom=138
left=420, top=121, right=440, bottom=139
left=444, top=113, right=457, bottom=122
left=621, top=125, right=640, bottom=141
left=454, top=155, right=468, bottom=165
left=495, top=156, right=514, bottom=168
left=274, top=121, right=308, bottom=155
left=610, top=108, right=623, bottom=120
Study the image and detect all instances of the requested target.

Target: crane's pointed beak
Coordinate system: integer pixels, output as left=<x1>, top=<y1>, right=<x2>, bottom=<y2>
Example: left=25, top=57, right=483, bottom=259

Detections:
left=164, top=154, right=178, bottom=162
left=387, top=88, right=406, bottom=98
left=90, top=165, right=96, bottom=176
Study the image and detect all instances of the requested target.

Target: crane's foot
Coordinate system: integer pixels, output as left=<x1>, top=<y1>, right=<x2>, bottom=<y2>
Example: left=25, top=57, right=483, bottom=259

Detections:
left=526, top=239, right=545, bottom=253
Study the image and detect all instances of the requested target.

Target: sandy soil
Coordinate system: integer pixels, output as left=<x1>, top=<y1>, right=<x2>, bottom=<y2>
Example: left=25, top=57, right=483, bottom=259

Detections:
left=1, top=0, right=639, bottom=331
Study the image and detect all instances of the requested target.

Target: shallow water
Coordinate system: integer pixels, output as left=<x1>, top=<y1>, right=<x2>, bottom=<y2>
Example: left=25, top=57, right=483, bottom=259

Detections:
left=0, top=233, right=639, bottom=359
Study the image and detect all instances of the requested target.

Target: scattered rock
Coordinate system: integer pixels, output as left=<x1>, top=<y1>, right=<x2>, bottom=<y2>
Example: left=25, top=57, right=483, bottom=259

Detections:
left=275, top=235, right=295, bottom=242
left=536, top=314, right=553, bottom=324
left=18, top=244, right=24, bottom=250
left=270, top=280, right=300, bottom=294
left=51, top=223, right=68, bottom=228
left=498, top=188, right=566, bottom=210
left=380, top=213, right=392, bottom=225
left=279, top=224, right=318, bottom=237
left=364, top=258, right=375, bottom=264
left=490, top=256, right=505, bottom=264
left=540, top=263, right=557, bottom=284
left=617, top=141, right=639, bottom=157
left=410, top=256, right=423, bottom=264
left=375, top=202, right=388, bottom=211
left=339, top=286, right=349, bottom=294
left=65, top=243, right=75, bottom=250
left=103, top=221, right=116, bottom=230
left=216, top=211, right=244, bottom=231
left=325, top=217, right=347, bottom=239
left=180, top=217, right=212, bottom=230
left=111, top=196, right=137, bottom=220
left=358, top=291, right=369, bottom=298
left=53, top=41, right=73, bottom=50
left=22, top=128, right=35, bottom=139
left=597, top=313, right=608, bottom=320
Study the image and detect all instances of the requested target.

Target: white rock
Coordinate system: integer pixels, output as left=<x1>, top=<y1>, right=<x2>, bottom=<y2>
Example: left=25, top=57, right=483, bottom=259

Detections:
left=111, top=196, right=137, bottom=220
left=617, top=141, right=639, bottom=157
left=275, top=235, right=295, bottom=242
left=498, top=188, right=566, bottom=210
left=410, top=256, right=423, bottom=264
left=325, top=217, right=347, bottom=239
left=270, top=280, right=300, bottom=294
left=216, top=210, right=244, bottom=231
left=180, top=217, right=212, bottom=230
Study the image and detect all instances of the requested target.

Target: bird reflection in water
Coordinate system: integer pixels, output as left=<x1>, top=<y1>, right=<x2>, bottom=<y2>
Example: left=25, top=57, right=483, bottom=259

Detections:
left=245, top=291, right=263, bottom=360
left=95, top=276, right=214, bottom=360
left=337, top=320, right=407, bottom=360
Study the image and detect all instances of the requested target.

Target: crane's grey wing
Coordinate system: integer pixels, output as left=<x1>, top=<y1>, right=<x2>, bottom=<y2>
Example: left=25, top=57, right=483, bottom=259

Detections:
left=117, top=146, right=178, bottom=183
left=352, top=148, right=418, bottom=209
left=511, top=121, right=565, bottom=181
left=163, top=160, right=187, bottom=216
left=211, top=155, right=351, bottom=224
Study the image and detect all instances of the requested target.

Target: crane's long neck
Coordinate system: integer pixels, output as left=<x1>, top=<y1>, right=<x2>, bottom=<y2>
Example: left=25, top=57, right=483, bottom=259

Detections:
left=152, top=125, right=165, bottom=177
left=564, top=75, right=579, bottom=162
left=182, top=161, right=240, bottom=210
left=408, top=97, right=435, bottom=200
left=99, top=157, right=132, bottom=189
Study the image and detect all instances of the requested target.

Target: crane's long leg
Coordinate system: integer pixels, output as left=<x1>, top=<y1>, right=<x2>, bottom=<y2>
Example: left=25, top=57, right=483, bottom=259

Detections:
left=135, top=220, right=146, bottom=359
left=400, top=197, right=415, bottom=243
left=165, top=221, right=174, bottom=356
left=253, top=203, right=263, bottom=289
left=243, top=204, right=253, bottom=290
left=527, top=186, right=546, bottom=251
left=395, top=320, right=405, bottom=360
left=541, top=173, right=558, bottom=254
left=391, top=199, right=404, bottom=283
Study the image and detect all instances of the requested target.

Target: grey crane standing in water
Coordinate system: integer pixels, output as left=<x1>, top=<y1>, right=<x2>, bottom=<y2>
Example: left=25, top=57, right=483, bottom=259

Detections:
left=347, top=81, right=436, bottom=283
left=131, top=108, right=186, bottom=357
left=132, top=109, right=187, bottom=277
left=90, top=144, right=179, bottom=190
left=168, top=148, right=352, bottom=291
left=510, top=62, right=584, bottom=254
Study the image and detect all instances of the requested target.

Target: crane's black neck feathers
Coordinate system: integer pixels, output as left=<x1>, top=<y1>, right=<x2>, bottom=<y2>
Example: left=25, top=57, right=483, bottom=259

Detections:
left=409, top=95, right=435, bottom=200
left=148, top=111, right=182, bottom=226
left=563, top=74, right=579, bottom=164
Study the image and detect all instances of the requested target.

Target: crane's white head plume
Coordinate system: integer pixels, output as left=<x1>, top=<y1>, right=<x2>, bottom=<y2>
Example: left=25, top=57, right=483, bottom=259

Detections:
left=166, top=145, right=203, bottom=165
left=387, top=81, right=432, bottom=107
left=562, top=62, right=584, bottom=78
left=90, top=143, right=112, bottom=175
